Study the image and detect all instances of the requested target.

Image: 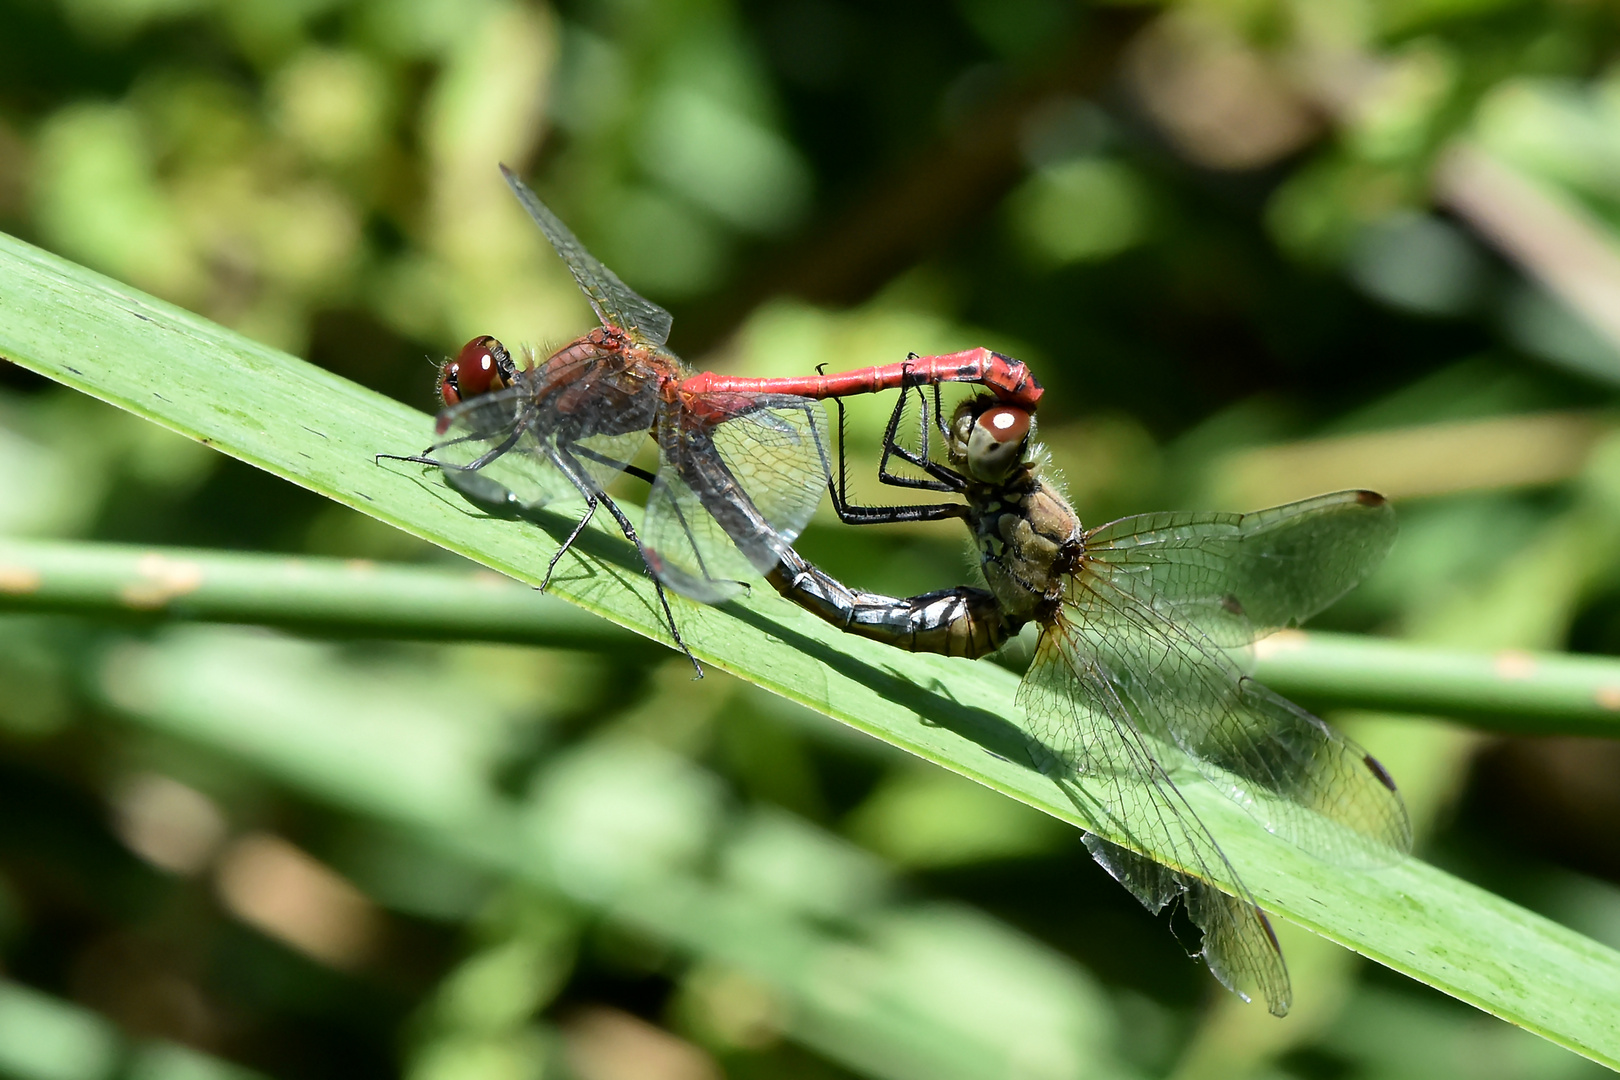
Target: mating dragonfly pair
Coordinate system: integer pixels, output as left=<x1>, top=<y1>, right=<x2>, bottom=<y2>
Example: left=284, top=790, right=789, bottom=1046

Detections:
left=382, top=166, right=1411, bottom=1017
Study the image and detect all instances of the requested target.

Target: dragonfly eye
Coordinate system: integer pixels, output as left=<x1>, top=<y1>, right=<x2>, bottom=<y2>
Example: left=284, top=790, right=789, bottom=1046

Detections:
left=966, top=405, right=1031, bottom=481
left=440, top=335, right=514, bottom=406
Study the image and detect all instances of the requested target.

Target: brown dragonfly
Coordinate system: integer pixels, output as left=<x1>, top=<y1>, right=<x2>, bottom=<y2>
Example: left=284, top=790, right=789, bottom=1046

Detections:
left=769, top=385, right=1411, bottom=1015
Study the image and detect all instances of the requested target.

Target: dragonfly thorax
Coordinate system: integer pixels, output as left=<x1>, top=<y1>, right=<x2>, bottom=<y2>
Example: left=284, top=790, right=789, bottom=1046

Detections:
left=943, top=397, right=1076, bottom=622
left=967, top=475, right=1080, bottom=625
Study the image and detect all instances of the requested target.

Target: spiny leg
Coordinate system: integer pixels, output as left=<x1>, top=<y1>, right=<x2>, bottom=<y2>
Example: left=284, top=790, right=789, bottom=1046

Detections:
left=374, top=418, right=528, bottom=473
left=527, top=450, right=698, bottom=674
left=594, top=490, right=704, bottom=678
left=875, top=375, right=964, bottom=491
left=826, top=387, right=968, bottom=526
left=542, top=497, right=599, bottom=592
left=539, top=457, right=657, bottom=592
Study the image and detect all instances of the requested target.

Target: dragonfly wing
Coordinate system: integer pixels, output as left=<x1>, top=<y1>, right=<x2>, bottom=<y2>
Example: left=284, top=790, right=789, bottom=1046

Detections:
left=501, top=166, right=675, bottom=349
left=1020, top=624, right=1292, bottom=1017
left=641, top=395, right=830, bottom=603
left=642, top=466, right=754, bottom=604
left=427, top=389, right=579, bottom=508
left=1066, top=565, right=1412, bottom=865
left=1083, top=835, right=1291, bottom=1017
left=708, top=394, right=831, bottom=552
left=562, top=430, right=655, bottom=495
left=1083, top=491, right=1396, bottom=648
left=427, top=387, right=645, bottom=510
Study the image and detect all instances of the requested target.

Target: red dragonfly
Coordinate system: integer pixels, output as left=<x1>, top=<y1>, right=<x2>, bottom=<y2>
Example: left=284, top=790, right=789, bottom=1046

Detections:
left=384, top=165, right=1042, bottom=670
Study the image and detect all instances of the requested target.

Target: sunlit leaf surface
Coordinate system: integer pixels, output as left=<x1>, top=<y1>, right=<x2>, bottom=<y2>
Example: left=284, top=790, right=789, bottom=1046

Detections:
left=2, top=227, right=1619, bottom=1068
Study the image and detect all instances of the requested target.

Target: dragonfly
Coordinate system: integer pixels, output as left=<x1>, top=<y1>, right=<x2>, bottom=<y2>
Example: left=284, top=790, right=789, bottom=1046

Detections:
left=383, top=165, right=1042, bottom=672
left=768, top=384, right=1411, bottom=1015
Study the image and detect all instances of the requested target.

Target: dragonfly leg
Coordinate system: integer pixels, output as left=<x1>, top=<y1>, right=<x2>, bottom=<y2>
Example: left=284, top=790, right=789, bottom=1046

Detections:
left=874, top=376, right=965, bottom=492
left=538, top=456, right=659, bottom=594
left=593, top=490, right=704, bottom=679
left=537, top=447, right=702, bottom=677
left=375, top=405, right=534, bottom=473
left=825, top=386, right=969, bottom=526
left=542, top=497, right=600, bottom=592
left=460, top=422, right=530, bottom=472
left=374, top=451, right=441, bottom=466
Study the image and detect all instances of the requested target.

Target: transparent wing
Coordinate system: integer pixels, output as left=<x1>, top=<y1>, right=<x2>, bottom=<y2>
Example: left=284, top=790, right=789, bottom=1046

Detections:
left=710, top=394, right=831, bottom=553
left=1064, top=559, right=1411, bottom=866
left=427, top=384, right=645, bottom=511
left=1020, top=625, right=1292, bottom=1017
left=1084, top=491, right=1396, bottom=648
left=642, top=395, right=831, bottom=603
left=501, top=165, right=675, bottom=350
left=642, top=469, right=756, bottom=604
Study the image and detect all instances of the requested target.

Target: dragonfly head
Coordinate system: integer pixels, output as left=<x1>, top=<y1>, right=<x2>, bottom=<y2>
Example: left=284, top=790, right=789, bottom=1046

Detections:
left=438, top=335, right=517, bottom=406
left=953, top=398, right=1032, bottom=483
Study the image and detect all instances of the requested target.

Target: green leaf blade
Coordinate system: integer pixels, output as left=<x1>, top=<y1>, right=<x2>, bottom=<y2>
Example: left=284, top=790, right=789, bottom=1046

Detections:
left=2, top=230, right=1618, bottom=1068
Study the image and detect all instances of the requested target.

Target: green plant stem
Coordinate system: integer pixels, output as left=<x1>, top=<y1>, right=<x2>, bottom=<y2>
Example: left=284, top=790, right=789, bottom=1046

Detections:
left=1251, top=631, right=1620, bottom=736
left=0, top=537, right=643, bottom=653
left=6, top=538, right=1618, bottom=736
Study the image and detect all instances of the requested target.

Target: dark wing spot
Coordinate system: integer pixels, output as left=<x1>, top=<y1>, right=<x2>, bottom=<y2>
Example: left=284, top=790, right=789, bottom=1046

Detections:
left=1363, top=754, right=1398, bottom=791
left=1257, top=906, right=1283, bottom=954
left=1221, top=594, right=1246, bottom=616
left=1355, top=490, right=1388, bottom=507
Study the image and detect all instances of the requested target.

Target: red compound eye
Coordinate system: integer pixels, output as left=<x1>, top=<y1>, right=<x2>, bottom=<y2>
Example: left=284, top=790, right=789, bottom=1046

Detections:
left=965, top=404, right=1031, bottom=482
left=439, top=336, right=512, bottom=406
left=977, top=406, right=1031, bottom=444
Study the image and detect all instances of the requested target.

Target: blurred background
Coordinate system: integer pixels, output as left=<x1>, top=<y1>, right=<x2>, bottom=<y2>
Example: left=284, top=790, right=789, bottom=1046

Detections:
left=2, top=0, right=1620, bottom=1077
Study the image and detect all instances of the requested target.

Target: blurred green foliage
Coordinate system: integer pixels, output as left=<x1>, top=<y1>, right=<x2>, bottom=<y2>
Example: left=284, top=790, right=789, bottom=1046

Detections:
left=3, top=0, right=1620, bottom=1078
